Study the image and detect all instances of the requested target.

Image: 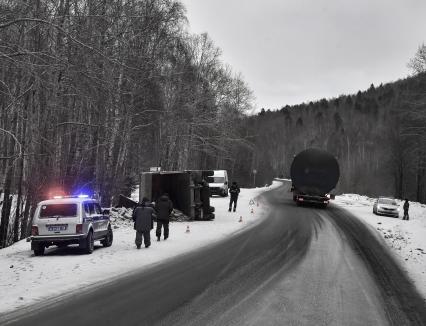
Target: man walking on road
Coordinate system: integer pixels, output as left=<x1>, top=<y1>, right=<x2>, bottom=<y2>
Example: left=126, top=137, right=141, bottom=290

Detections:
left=228, top=181, right=240, bottom=212
left=403, top=198, right=410, bottom=220
left=155, top=193, right=173, bottom=241
left=132, top=197, right=156, bottom=249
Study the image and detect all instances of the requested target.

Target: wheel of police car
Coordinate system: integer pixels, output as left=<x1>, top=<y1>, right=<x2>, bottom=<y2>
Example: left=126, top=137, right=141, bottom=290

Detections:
left=101, top=226, right=113, bottom=247
left=83, top=230, right=94, bottom=254
left=33, top=244, right=45, bottom=256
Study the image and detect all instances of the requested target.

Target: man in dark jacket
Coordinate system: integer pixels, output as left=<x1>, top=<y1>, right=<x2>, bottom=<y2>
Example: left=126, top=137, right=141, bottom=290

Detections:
left=228, top=181, right=240, bottom=212
left=132, top=197, right=156, bottom=249
left=155, top=193, right=173, bottom=241
left=403, top=199, right=409, bottom=220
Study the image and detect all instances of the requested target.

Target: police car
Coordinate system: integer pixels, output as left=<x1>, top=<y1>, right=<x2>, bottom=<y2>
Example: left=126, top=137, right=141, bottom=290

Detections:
left=30, top=195, right=113, bottom=256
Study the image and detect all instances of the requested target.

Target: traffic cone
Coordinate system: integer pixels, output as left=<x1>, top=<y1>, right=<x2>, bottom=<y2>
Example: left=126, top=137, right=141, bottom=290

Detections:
left=186, top=225, right=190, bottom=233
left=251, top=208, right=254, bottom=214
left=239, top=216, right=243, bottom=223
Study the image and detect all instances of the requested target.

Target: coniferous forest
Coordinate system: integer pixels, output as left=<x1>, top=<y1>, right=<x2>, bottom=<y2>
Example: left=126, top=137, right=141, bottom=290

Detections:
left=1, top=0, right=426, bottom=247
left=242, top=73, right=426, bottom=202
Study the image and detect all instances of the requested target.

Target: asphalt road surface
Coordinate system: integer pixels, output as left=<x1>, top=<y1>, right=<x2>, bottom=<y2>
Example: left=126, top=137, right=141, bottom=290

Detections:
left=2, top=183, right=426, bottom=325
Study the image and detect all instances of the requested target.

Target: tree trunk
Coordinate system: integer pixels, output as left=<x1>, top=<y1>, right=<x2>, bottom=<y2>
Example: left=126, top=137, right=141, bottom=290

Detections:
left=0, top=169, right=13, bottom=248
left=13, top=156, right=24, bottom=243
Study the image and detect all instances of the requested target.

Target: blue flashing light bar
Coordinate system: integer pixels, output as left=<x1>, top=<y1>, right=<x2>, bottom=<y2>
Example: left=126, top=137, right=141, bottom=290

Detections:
left=51, top=194, right=91, bottom=199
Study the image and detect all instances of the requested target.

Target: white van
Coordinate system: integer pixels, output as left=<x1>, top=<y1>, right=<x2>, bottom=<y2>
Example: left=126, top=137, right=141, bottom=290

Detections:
left=207, top=170, right=229, bottom=197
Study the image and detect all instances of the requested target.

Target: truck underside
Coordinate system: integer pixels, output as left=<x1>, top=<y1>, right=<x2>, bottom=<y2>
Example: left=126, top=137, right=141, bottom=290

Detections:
left=292, top=190, right=329, bottom=207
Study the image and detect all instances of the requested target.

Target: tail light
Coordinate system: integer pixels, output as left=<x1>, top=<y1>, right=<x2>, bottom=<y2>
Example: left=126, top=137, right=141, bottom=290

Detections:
left=76, top=224, right=83, bottom=234
left=298, top=197, right=304, bottom=201
left=31, top=226, right=39, bottom=236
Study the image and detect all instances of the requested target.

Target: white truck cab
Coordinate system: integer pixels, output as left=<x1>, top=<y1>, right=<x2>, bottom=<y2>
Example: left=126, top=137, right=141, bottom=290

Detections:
left=30, top=195, right=113, bottom=256
left=207, top=170, right=229, bottom=197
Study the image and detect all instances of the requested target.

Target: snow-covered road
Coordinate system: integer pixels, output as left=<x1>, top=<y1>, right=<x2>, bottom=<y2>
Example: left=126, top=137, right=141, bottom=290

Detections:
left=0, top=182, right=279, bottom=315
left=2, top=181, right=425, bottom=326
left=334, top=194, right=426, bottom=297
left=1, top=179, right=426, bottom=320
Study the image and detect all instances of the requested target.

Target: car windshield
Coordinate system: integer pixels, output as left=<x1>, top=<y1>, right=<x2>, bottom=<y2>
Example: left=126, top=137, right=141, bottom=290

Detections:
left=378, top=198, right=397, bottom=205
left=207, top=176, right=225, bottom=183
left=40, top=204, right=78, bottom=218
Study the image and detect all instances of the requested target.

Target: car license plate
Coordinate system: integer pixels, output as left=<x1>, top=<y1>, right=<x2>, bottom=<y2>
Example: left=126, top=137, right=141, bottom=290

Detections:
left=48, top=225, right=67, bottom=232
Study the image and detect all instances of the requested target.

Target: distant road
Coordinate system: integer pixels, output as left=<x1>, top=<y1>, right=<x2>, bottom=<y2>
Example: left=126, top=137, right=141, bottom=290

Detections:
left=3, top=182, right=426, bottom=325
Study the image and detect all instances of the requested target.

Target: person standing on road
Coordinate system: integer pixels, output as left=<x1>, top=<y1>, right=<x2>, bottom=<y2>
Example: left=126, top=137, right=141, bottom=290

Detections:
left=132, top=197, right=156, bottom=249
left=403, top=199, right=410, bottom=220
left=155, top=193, right=173, bottom=241
left=228, top=181, right=240, bottom=212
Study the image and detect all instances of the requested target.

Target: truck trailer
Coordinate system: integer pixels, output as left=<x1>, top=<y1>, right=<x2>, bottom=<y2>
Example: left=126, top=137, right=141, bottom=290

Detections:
left=290, top=148, right=339, bottom=207
left=138, top=170, right=215, bottom=220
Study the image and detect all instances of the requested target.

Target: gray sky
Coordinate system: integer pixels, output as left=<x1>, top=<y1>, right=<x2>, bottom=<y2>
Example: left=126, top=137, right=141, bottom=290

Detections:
left=181, top=0, right=426, bottom=110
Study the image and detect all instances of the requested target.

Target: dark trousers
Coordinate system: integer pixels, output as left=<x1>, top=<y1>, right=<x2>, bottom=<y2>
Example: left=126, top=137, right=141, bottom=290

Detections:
left=403, top=211, right=409, bottom=220
left=156, top=220, right=169, bottom=239
left=135, top=230, right=151, bottom=247
left=229, top=197, right=238, bottom=212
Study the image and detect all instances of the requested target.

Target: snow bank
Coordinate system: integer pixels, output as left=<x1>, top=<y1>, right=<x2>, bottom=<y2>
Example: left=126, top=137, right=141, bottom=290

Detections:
left=0, top=182, right=280, bottom=314
left=334, top=194, right=426, bottom=298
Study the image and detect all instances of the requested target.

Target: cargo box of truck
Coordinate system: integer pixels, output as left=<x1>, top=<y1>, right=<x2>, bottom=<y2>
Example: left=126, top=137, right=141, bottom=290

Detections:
left=139, top=170, right=215, bottom=220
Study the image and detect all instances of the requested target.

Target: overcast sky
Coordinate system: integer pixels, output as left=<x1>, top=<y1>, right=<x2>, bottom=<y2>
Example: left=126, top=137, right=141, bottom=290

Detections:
left=181, top=0, right=426, bottom=110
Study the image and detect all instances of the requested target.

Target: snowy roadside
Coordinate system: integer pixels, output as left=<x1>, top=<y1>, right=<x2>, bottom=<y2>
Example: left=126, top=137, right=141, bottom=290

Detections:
left=334, top=194, right=426, bottom=298
left=0, top=182, right=280, bottom=314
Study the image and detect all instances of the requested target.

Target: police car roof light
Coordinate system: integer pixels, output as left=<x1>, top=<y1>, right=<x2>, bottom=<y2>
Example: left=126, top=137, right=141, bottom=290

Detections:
left=51, top=194, right=91, bottom=199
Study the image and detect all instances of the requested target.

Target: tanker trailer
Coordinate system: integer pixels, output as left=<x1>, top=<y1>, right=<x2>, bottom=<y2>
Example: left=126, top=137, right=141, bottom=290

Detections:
left=290, top=148, right=339, bottom=207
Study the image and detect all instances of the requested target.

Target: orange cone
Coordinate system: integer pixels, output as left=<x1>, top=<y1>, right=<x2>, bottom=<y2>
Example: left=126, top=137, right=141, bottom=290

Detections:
left=186, top=225, right=190, bottom=233
left=239, top=216, right=243, bottom=223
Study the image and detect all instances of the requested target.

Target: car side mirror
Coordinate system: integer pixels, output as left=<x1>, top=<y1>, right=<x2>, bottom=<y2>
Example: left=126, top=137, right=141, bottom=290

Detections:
left=224, top=181, right=228, bottom=185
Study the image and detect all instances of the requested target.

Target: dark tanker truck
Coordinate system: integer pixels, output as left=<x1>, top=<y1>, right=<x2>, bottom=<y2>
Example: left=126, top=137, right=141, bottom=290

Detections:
left=290, top=148, right=340, bottom=207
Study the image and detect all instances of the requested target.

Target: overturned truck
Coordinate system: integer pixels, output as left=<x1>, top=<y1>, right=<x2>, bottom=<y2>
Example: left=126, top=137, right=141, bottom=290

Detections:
left=291, top=148, right=340, bottom=207
left=139, top=170, right=215, bottom=220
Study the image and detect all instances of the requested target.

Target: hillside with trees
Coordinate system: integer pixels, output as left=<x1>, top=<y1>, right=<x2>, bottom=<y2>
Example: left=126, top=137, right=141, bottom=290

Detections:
left=241, top=70, right=426, bottom=204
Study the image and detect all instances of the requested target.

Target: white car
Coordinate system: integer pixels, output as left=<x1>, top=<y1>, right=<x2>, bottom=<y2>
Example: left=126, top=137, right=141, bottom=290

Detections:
left=373, top=197, right=399, bottom=218
left=30, top=195, right=113, bottom=256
